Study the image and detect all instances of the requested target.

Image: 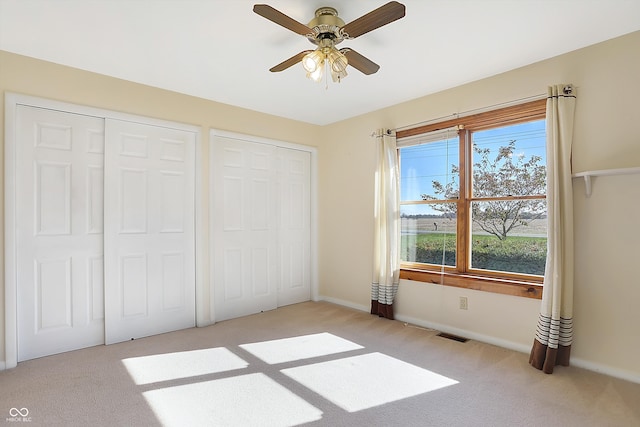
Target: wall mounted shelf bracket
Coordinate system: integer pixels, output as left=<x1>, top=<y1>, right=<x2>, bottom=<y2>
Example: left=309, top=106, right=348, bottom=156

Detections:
left=572, top=166, right=640, bottom=197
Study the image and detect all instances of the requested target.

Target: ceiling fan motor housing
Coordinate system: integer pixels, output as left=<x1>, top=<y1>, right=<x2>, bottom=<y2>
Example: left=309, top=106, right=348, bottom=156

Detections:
left=307, top=7, right=346, bottom=45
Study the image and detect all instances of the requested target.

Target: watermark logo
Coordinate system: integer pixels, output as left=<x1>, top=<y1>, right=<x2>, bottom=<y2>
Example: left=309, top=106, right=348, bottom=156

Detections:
left=6, top=408, right=31, bottom=423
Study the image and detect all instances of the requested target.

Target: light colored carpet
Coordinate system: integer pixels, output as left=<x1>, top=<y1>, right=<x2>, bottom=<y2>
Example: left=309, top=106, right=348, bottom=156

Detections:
left=1, top=301, right=639, bottom=426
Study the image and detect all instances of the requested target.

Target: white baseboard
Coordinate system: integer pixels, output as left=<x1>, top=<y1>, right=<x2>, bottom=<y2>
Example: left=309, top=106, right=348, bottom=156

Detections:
left=393, top=313, right=533, bottom=354
left=0, top=361, right=5, bottom=371
left=317, top=296, right=530, bottom=353
left=571, top=357, right=640, bottom=384
left=316, top=296, right=640, bottom=384
left=317, top=295, right=369, bottom=312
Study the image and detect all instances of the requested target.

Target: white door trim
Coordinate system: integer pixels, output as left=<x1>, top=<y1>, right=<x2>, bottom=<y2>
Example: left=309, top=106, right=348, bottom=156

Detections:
left=3, top=93, right=204, bottom=369
left=208, top=129, right=318, bottom=323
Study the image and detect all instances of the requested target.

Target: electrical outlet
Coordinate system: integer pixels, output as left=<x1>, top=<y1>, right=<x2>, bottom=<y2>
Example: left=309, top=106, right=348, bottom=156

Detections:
left=459, top=296, right=468, bottom=310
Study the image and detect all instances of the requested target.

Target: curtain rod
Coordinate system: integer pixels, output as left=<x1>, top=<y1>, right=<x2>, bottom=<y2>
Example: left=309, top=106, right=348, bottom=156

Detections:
left=370, top=128, right=394, bottom=138
left=394, top=92, right=547, bottom=133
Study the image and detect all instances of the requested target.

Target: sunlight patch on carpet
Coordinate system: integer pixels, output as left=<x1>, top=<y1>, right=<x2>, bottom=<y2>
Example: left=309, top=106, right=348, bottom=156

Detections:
left=122, top=347, right=248, bottom=385
left=143, top=373, right=323, bottom=426
left=239, top=332, right=363, bottom=364
left=282, top=352, right=459, bottom=412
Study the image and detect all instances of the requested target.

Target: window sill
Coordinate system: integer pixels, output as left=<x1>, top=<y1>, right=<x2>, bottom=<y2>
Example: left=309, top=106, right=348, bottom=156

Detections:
left=399, top=268, right=543, bottom=300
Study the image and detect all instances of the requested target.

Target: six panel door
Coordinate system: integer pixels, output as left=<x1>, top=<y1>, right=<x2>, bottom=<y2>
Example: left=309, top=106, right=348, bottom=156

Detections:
left=104, top=119, right=196, bottom=344
left=211, top=137, right=279, bottom=321
left=16, top=105, right=106, bottom=361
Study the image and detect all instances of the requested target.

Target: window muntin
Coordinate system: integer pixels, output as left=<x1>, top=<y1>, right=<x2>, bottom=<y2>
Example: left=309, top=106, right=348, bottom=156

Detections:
left=397, top=101, right=547, bottom=292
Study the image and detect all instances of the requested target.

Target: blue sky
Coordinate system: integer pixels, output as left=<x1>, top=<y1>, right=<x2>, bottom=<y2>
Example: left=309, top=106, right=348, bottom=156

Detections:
left=400, top=120, right=545, bottom=216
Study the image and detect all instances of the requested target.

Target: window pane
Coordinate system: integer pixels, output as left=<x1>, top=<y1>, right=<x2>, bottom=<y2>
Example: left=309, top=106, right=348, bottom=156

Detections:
left=399, top=136, right=459, bottom=201
left=470, top=200, right=547, bottom=275
left=471, top=120, right=546, bottom=198
left=401, top=203, right=457, bottom=266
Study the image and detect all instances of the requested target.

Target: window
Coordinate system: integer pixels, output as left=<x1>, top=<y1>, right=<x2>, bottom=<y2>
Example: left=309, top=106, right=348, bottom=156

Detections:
left=397, top=100, right=547, bottom=299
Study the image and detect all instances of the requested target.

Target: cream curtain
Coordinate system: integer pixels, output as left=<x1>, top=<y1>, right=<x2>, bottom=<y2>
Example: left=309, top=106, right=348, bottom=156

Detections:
left=530, top=85, right=577, bottom=374
left=371, top=129, right=400, bottom=319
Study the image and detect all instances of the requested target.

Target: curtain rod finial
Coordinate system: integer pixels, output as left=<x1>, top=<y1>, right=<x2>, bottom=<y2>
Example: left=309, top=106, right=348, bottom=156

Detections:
left=372, top=129, right=394, bottom=137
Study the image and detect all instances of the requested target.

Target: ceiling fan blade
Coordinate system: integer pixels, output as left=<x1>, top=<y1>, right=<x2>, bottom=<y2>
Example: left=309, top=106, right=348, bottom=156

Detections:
left=270, top=50, right=313, bottom=72
left=253, top=4, right=313, bottom=36
left=343, top=49, right=380, bottom=75
left=341, top=1, right=406, bottom=39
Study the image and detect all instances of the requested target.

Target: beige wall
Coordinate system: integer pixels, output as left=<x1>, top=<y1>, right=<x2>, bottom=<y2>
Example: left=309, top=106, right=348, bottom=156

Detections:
left=317, top=31, right=640, bottom=381
left=2, top=30, right=640, bottom=381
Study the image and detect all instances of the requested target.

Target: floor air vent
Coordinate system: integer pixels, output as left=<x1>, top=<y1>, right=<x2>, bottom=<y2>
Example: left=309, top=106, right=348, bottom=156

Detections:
left=437, top=332, right=469, bottom=343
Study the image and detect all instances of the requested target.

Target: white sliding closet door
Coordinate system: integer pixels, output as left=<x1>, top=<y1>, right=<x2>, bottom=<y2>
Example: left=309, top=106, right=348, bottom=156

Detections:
left=277, top=148, right=311, bottom=306
left=104, top=119, right=196, bottom=344
left=15, top=105, right=105, bottom=361
left=211, top=134, right=311, bottom=322
left=211, top=137, right=278, bottom=321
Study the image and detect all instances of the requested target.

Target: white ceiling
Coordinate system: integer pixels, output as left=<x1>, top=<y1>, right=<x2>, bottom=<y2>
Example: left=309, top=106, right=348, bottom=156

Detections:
left=1, top=0, right=639, bottom=125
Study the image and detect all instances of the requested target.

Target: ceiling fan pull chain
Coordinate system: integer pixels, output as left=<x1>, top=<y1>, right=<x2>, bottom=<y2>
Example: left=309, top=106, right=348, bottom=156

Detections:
left=325, top=62, right=329, bottom=90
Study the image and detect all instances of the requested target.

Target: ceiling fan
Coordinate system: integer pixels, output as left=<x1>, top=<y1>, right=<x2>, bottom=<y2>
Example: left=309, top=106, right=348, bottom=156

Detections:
left=253, top=2, right=406, bottom=83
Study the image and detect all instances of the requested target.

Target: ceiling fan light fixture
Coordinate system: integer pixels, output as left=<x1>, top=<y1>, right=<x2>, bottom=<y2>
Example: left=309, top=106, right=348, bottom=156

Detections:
left=327, top=48, right=348, bottom=82
left=302, top=46, right=348, bottom=83
left=327, top=48, right=348, bottom=73
left=306, top=61, right=325, bottom=82
left=302, top=49, right=324, bottom=73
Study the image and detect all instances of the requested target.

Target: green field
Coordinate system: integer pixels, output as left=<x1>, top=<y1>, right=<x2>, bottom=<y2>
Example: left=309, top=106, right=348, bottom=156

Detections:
left=401, top=233, right=547, bottom=275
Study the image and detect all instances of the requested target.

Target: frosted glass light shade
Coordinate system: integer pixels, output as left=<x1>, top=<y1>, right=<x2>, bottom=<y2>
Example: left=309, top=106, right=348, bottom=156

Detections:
left=307, top=62, right=325, bottom=82
left=302, top=50, right=324, bottom=73
left=327, top=49, right=348, bottom=73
